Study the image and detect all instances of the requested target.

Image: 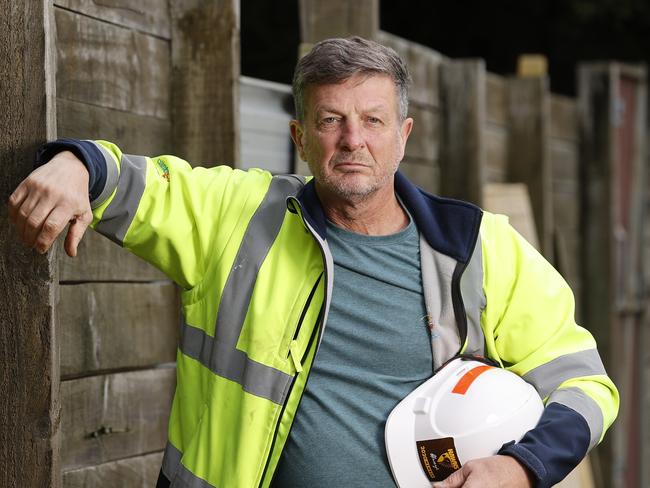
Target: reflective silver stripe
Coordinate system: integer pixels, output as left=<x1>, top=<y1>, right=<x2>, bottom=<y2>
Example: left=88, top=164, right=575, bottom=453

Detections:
left=460, top=234, right=487, bottom=356
left=162, top=441, right=182, bottom=481
left=95, top=153, right=147, bottom=245
left=523, top=348, right=606, bottom=399
left=88, top=141, right=120, bottom=209
left=163, top=441, right=216, bottom=487
left=420, top=236, right=461, bottom=370
left=174, top=464, right=216, bottom=488
left=215, top=175, right=304, bottom=346
left=178, top=175, right=303, bottom=404
left=181, top=321, right=293, bottom=404
left=548, top=387, right=604, bottom=450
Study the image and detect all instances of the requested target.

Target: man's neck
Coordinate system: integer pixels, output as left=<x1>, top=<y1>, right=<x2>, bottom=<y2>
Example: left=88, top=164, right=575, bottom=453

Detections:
left=316, top=183, right=409, bottom=236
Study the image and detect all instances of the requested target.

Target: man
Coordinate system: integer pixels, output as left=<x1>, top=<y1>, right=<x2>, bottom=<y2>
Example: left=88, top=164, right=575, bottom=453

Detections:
left=9, top=37, right=617, bottom=488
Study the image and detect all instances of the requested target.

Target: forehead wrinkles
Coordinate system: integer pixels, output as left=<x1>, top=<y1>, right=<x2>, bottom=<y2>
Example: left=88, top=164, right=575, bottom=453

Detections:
left=304, top=75, right=399, bottom=120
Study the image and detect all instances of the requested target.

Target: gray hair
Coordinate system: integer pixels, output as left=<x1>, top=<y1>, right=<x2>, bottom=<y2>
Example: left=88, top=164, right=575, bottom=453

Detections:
left=292, top=36, right=411, bottom=122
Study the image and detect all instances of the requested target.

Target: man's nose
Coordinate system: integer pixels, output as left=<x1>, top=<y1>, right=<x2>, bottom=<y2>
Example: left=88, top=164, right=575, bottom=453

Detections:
left=338, top=120, right=365, bottom=151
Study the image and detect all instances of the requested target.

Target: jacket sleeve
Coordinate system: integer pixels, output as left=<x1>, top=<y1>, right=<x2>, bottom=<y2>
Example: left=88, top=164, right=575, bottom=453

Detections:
left=38, top=138, right=273, bottom=289
left=479, top=212, right=619, bottom=488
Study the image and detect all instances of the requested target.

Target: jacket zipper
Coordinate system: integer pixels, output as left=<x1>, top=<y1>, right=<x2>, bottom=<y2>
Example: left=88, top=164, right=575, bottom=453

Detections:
left=287, top=272, right=323, bottom=359
left=258, top=199, right=332, bottom=487
left=258, top=304, right=324, bottom=487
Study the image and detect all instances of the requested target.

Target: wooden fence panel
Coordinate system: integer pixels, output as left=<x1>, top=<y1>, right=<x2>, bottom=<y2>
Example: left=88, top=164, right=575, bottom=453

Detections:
left=486, top=73, right=508, bottom=125
left=405, top=105, right=438, bottom=162
left=55, top=7, right=170, bottom=119
left=299, top=0, right=378, bottom=43
left=56, top=99, right=172, bottom=156
left=54, top=0, right=171, bottom=39
left=377, top=31, right=443, bottom=109
left=170, top=0, right=240, bottom=166
left=61, top=368, right=175, bottom=471
left=484, top=123, right=509, bottom=183
left=507, top=76, right=554, bottom=260
left=59, top=229, right=166, bottom=283
left=550, top=95, right=579, bottom=141
left=62, top=452, right=163, bottom=488
left=399, top=159, right=437, bottom=194
left=439, top=59, right=486, bottom=205
left=58, top=283, right=178, bottom=378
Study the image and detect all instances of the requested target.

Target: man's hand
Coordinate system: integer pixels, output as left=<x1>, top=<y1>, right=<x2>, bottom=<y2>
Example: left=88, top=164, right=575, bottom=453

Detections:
left=8, top=150, right=92, bottom=257
left=432, top=455, right=534, bottom=488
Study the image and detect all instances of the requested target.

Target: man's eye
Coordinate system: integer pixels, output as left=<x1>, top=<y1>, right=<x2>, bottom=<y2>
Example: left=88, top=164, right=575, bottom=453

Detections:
left=367, top=117, right=382, bottom=124
left=322, top=117, right=337, bottom=124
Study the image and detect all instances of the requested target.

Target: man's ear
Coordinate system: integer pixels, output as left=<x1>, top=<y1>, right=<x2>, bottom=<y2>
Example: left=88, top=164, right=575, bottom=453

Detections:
left=290, top=120, right=306, bottom=161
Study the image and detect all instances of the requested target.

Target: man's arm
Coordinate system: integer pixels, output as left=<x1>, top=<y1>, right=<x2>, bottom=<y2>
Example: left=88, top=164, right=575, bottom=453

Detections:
left=475, top=212, right=619, bottom=488
left=9, top=138, right=274, bottom=289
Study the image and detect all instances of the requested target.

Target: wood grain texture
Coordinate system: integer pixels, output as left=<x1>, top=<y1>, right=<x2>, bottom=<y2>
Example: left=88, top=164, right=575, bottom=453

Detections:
left=439, top=59, right=486, bottom=205
left=486, top=73, right=508, bottom=125
left=59, top=229, right=167, bottom=282
left=0, top=1, right=60, bottom=487
left=57, top=98, right=172, bottom=156
left=550, top=94, right=578, bottom=142
left=63, top=451, right=163, bottom=488
left=377, top=31, right=444, bottom=108
left=399, top=159, right=438, bottom=194
left=483, top=183, right=539, bottom=249
left=507, top=76, right=554, bottom=260
left=484, top=122, right=509, bottom=183
left=58, top=282, right=179, bottom=378
left=577, top=64, right=615, bottom=487
left=405, top=105, right=438, bottom=162
left=550, top=139, right=579, bottom=182
left=55, top=7, right=170, bottom=119
left=61, top=368, right=175, bottom=471
left=54, top=0, right=171, bottom=39
left=299, top=0, right=379, bottom=43
left=171, top=0, right=239, bottom=166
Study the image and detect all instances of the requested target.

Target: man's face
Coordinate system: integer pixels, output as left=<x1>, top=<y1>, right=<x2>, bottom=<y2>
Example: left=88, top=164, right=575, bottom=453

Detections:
left=290, top=74, right=413, bottom=201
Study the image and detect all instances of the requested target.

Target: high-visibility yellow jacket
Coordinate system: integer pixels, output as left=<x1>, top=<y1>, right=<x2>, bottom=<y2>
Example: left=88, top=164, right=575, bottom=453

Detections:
left=41, top=138, right=618, bottom=488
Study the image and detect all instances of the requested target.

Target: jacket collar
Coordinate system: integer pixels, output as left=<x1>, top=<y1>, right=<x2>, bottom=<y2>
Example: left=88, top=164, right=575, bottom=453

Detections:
left=296, top=171, right=482, bottom=263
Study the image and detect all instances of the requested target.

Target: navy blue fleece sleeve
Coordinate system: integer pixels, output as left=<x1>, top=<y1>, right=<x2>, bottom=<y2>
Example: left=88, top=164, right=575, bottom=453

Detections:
left=36, top=138, right=108, bottom=201
left=498, top=402, right=591, bottom=488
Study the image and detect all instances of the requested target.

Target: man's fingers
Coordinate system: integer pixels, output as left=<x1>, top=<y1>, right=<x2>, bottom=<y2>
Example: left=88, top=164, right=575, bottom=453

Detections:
left=22, top=198, right=62, bottom=247
left=34, top=207, right=74, bottom=254
left=8, top=183, right=28, bottom=222
left=433, top=469, right=467, bottom=488
left=14, top=194, right=43, bottom=245
left=64, top=212, right=91, bottom=257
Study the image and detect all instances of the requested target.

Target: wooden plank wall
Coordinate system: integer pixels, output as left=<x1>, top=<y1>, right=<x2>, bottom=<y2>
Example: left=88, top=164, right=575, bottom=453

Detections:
left=485, top=74, right=510, bottom=183
left=377, top=31, right=442, bottom=194
left=52, top=1, right=177, bottom=485
left=549, top=95, right=581, bottom=308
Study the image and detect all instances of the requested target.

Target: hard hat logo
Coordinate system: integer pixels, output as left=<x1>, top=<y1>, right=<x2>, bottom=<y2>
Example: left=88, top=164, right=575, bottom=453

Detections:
left=416, top=438, right=462, bottom=481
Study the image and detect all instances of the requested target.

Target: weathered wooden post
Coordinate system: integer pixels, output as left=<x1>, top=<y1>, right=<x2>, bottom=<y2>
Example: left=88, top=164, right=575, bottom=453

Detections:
left=439, top=59, right=486, bottom=206
left=171, top=0, right=241, bottom=167
left=0, top=1, right=60, bottom=487
left=507, top=76, right=554, bottom=260
left=298, top=0, right=379, bottom=43
left=579, top=62, right=648, bottom=488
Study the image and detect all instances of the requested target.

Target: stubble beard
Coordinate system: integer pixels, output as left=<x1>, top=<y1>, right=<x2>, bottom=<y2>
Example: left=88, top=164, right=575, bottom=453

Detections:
left=310, top=154, right=401, bottom=201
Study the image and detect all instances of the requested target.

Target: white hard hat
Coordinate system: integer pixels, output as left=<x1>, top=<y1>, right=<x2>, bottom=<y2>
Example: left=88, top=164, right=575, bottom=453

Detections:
left=385, top=357, right=543, bottom=487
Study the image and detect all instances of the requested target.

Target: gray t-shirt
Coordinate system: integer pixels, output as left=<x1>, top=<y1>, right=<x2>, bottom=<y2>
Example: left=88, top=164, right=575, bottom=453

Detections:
left=273, top=216, right=433, bottom=487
